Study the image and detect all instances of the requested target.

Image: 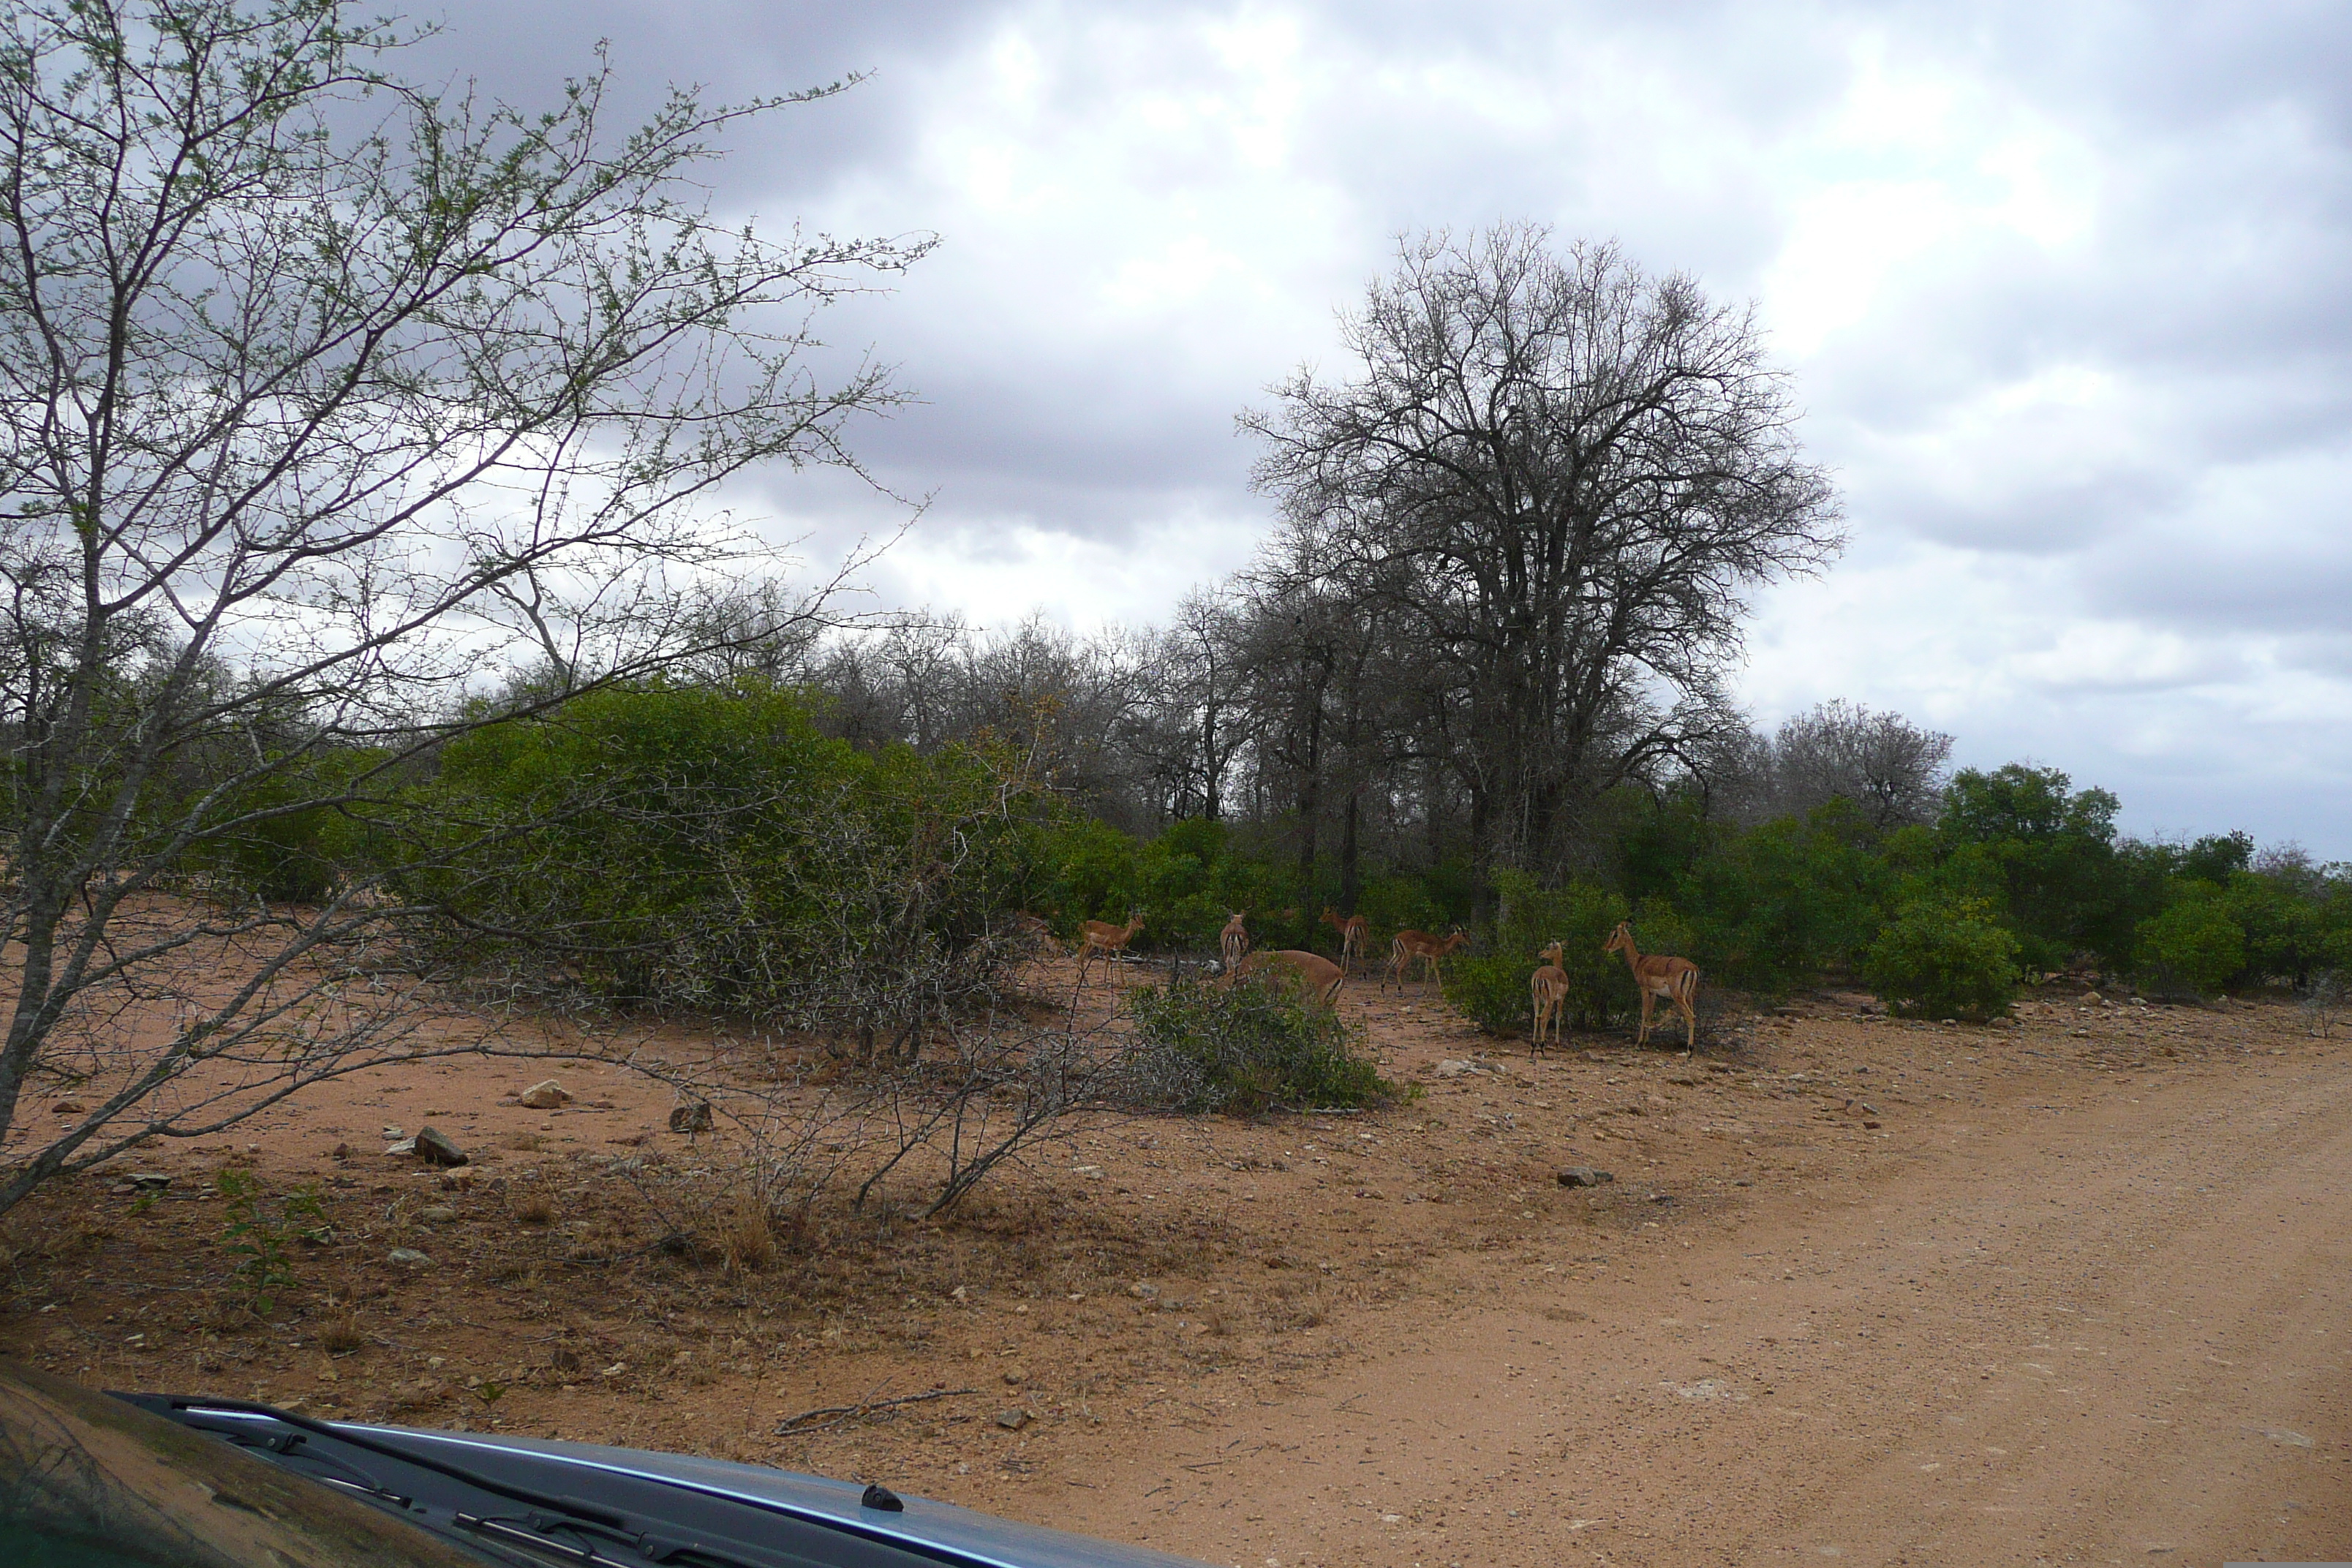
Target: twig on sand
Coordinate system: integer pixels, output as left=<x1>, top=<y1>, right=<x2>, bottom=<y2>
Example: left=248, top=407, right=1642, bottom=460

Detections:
left=775, top=1385, right=979, bottom=1435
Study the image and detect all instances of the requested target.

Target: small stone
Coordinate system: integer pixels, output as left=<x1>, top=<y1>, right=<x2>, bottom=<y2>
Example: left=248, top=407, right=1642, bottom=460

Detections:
left=519, top=1080, right=571, bottom=1110
left=388, top=1248, right=431, bottom=1268
left=1126, top=1281, right=1158, bottom=1300
left=419, top=1205, right=458, bottom=1224
left=2082, top=991, right=2103, bottom=1006
left=1434, top=1060, right=1477, bottom=1078
left=382, top=1126, right=404, bottom=1140
left=1556, top=1166, right=1612, bottom=1188
left=383, top=1137, right=418, bottom=1157
left=1864, top=1120, right=1882, bottom=1130
left=127, top=1173, right=171, bottom=1191
left=1648, top=1192, right=1676, bottom=1204
left=668, top=1101, right=713, bottom=1134
left=331, top=1142, right=351, bottom=1160
left=993, top=1408, right=1031, bottom=1431
left=413, top=1126, right=468, bottom=1166
left=1003, top=1369, right=1025, bottom=1385
left=53, top=1100, right=86, bottom=1115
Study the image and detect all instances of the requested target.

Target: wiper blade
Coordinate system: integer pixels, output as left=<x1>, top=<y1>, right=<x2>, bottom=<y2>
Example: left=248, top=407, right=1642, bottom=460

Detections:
left=121, top=1394, right=630, bottom=1526
left=117, top=1394, right=766, bottom=1568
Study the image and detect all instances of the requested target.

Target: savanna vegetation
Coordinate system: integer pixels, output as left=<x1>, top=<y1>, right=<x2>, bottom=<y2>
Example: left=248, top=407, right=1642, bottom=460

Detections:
left=3, top=1, right=2342, bottom=1235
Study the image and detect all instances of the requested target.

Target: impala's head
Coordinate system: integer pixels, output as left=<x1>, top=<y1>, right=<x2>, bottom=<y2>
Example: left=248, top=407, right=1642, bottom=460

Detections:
left=1538, top=940, right=1564, bottom=965
left=1602, top=921, right=1635, bottom=957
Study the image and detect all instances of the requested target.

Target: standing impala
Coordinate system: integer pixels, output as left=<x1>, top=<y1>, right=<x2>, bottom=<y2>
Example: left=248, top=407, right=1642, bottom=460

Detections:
left=1603, top=921, right=1700, bottom=1049
left=1077, top=911, right=1145, bottom=986
left=1319, top=906, right=1368, bottom=976
left=1530, top=940, right=1570, bottom=1055
left=1384, top=927, right=1469, bottom=992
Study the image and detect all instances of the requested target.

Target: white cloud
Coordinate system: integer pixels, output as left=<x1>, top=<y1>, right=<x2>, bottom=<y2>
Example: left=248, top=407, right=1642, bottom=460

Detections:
left=418, top=0, right=2352, bottom=854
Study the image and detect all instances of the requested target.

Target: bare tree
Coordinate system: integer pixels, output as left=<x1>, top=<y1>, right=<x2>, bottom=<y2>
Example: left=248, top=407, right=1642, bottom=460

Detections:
left=1766, top=699, right=1953, bottom=829
left=0, top=0, right=929, bottom=1213
left=1243, top=226, right=1842, bottom=875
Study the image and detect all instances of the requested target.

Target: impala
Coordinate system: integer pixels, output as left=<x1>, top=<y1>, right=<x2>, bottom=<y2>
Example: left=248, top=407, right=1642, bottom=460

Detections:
left=1530, top=940, right=1570, bottom=1054
left=1603, top=920, right=1700, bottom=1049
left=1077, top=911, right=1145, bottom=984
left=1220, top=911, right=1251, bottom=976
left=1319, top=905, right=1368, bottom=976
left=1384, top=927, right=1469, bottom=992
left=1231, top=948, right=1347, bottom=1007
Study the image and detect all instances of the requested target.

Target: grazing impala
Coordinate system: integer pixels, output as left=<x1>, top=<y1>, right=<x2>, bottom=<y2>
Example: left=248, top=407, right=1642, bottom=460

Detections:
left=1530, top=940, right=1570, bottom=1054
left=1231, top=948, right=1347, bottom=1007
left=1603, top=921, right=1699, bottom=1049
left=1319, top=906, right=1368, bottom=976
left=1220, top=911, right=1251, bottom=976
left=1384, top=927, right=1469, bottom=992
left=1077, top=911, right=1145, bottom=985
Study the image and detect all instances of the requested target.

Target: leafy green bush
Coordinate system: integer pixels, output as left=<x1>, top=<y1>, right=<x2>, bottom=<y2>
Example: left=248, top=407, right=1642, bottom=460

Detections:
left=2135, top=890, right=2246, bottom=998
left=1674, top=801, right=1888, bottom=996
left=406, top=682, right=1036, bottom=1033
left=1860, top=897, right=2022, bottom=1019
left=1444, top=872, right=1627, bottom=1039
left=1128, top=978, right=1392, bottom=1114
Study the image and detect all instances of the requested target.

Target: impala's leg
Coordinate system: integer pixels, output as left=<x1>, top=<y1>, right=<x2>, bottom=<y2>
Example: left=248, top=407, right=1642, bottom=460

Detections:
left=1678, top=981, right=1698, bottom=1049
left=1637, top=989, right=1654, bottom=1046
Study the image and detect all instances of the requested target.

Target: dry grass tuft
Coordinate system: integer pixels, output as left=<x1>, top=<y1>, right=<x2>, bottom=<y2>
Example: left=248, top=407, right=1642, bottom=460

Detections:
left=513, top=1192, right=556, bottom=1226
left=502, top=1131, right=544, bottom=1152
left=720, top=1199, right=776, bottom=1275
left=320, top=1312, right=368, bottom=1354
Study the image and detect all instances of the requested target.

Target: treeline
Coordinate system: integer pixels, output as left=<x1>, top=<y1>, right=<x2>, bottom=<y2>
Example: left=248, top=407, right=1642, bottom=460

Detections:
left=191, top=671, right=2351, bottom=1036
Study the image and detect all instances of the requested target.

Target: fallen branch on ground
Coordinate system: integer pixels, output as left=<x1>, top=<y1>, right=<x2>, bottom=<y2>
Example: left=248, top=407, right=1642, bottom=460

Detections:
left=775, top=1386, right=979, bottom=1435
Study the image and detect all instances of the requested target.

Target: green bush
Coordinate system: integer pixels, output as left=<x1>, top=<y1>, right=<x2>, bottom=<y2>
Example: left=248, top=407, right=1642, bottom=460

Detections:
left=2135, top=890, right=2246, bottom=998
left=1128, top=978, right=1392, bottom=1114
left=1674, top=801, right=1887, bottom=996
left=1860, top=897, right=2022, bottom=1019
left=1444, top=872, right=1627, bottom=1039
left=405, top=682, right=1036, bottom=1032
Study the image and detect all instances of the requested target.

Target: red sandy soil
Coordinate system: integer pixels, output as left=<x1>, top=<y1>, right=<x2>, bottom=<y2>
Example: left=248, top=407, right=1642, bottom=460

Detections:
left=3, top=956, right=2346, bottom=1567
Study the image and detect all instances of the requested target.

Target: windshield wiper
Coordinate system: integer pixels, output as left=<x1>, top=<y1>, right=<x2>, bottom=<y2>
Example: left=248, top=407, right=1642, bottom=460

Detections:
left=116, top=1394, right=764, bottom=1568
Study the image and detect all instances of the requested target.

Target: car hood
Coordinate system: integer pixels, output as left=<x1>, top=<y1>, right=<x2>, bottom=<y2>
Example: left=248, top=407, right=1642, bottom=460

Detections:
left=336, top=1420, right=1215, bottom=1568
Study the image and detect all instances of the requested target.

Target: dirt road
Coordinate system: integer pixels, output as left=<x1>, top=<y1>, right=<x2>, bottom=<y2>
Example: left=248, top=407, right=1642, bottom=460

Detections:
left=6, top=973, right=2345, bottom=1568
left=1048, top=1023, right=2352, bottom=1567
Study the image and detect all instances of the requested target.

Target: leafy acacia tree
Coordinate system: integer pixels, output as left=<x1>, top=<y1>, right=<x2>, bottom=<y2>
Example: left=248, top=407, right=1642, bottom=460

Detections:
left=1243, top=226, right=1842, bottom=875
left=0, top=0, right=927, bottom=1213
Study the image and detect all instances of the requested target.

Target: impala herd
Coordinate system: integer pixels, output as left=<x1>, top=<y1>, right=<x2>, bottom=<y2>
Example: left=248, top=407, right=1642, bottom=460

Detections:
left=1033, top=902, right=1700, bottom=1051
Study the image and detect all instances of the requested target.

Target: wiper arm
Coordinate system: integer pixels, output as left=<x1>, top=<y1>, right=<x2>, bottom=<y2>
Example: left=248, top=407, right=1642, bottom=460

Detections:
left=117, top=1394, right=764, bottom=1568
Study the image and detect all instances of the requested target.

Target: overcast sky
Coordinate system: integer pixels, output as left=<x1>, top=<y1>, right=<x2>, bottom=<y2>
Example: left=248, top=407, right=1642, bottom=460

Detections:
left=415, top=1, right=2351, bottom=856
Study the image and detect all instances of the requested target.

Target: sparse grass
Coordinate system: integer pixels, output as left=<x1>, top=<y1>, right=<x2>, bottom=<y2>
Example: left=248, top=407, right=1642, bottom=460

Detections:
left=720, top=1200, right=775, bottom=1275
left=320, top=1312, right=368, bottom=1354
left=513, top=1193, right=556, bottom=1226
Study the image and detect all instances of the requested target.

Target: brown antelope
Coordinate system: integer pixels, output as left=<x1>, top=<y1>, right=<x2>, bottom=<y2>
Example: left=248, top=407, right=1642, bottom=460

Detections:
left=1008, top=911, right=1059, bottom=954
left=1231, top=948, right=1346, bottom=1007
left=1384, top=928, right=1469, bottom=992
left=1319, top=905, right=1368, bottom=976
left=1077, top=911, right=1145, bottom=984
left=1219, top=911, right=1251, bottom=976
left=1530, top=940, right=1569, bottom=1054
left=1603, top=920, right=1699, bottom=1049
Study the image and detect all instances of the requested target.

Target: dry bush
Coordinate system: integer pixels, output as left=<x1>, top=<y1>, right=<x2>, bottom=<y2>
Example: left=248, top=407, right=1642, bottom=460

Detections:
left=720, top=1199, right=775, bottom=1275
left=320, top=1313, right=368, bottom=1354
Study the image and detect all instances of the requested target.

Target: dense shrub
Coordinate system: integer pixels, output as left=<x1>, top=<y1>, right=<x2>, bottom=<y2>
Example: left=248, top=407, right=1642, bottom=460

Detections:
left=1127, top=978, right=1392, bottom=1113
left=1444, top=872, right=1627, bottom=1039
left=2135, top=889, right=2247, bottom=998
left=1673, top=800, right=1886, bottom=995
left=1860, top=897, right=2022, bottom=1019
left=406, top=682, right=1036, bottom=1034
